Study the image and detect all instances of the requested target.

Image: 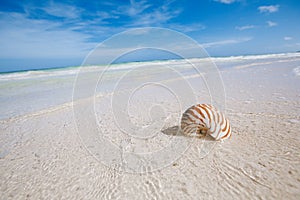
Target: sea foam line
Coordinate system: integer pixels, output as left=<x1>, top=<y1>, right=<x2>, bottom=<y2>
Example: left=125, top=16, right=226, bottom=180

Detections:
left=1, top=52, right=300, bottom=81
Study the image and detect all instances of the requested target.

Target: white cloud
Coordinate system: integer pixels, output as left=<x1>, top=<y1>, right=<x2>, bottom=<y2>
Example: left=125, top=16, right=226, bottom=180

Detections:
left=122, top=28, right=153, bottom=36
left=0, top=0, right=185, bottom=62
left=266, top=21, right=277, bottom=27
left=169, top=23, right=206, bottom=33
left=132, top=9, right=180, bottom=26
left=43, top=2, right=82, bottom=19
left=95, top=11, right=119, bottom=20
left=111, top=0, right=181, bottom=26
left=23, top=2, right=83, bottom=20
left=131, top=6, right=181, bottom=26
left=284, top=37, right=293, bottom=41
left=235, top=25, right=255, bottom=31
left=258, top=5, right=280, bottom=13
left=214, top=0, right=237, bottom=4
left=117, top=0, right=151, bottom=17
left=0, top=12, right=95, bottom=59
left=202, top=37, right=252, bottom=48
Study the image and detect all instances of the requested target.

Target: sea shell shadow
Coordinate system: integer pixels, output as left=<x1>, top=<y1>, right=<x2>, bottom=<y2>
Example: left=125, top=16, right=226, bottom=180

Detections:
left=161, top=126, right=185, bottom=137
left=161, top=125, right=215, bottom=141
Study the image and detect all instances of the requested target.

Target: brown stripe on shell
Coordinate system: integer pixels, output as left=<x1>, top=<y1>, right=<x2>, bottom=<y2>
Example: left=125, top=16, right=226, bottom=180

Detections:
left=194, top=105, right=205, bottom=119
left=200, top=105, right=211, bottom=123
left=222, top=124, right=231, bottom=139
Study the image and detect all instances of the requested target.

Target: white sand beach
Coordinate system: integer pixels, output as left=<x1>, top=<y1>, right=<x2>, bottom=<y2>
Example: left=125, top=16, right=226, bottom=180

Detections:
left=1, top=53, right=300, bottom=199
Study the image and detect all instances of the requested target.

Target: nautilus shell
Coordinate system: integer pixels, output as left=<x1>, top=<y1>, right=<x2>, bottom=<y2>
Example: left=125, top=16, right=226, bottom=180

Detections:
left=181, top=104, right=231, bottom=140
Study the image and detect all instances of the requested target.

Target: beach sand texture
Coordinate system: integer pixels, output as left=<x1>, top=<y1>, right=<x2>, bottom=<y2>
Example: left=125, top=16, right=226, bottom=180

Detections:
left=0, top=54, right=300, bottom=199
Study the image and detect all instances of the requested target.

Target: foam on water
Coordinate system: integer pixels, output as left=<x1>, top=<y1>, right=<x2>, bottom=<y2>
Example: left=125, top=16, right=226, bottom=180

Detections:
left=0, top=67, right=80, bottom=81
left=1, top=52, right=300, bottom=81
left=293, top=66, right=300, bottom=77
left=216, top=52, right=300, bottom=60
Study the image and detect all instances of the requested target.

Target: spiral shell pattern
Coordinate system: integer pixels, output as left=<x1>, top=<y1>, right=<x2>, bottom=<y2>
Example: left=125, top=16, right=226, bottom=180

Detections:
left=181, top=104, right=231, bottom=140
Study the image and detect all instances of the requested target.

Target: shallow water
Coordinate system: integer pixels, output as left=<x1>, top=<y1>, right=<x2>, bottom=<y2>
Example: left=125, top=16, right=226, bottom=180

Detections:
left=0, top=53, right=300, bottom=120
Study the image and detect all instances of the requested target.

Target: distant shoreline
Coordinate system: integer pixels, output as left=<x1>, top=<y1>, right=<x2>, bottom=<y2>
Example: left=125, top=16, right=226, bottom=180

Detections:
left=1, top=52, right=300, bottom=75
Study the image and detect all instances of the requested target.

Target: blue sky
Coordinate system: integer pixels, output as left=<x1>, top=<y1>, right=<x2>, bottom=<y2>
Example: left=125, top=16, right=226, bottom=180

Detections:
left=0, top=0, right=299, bottom=71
